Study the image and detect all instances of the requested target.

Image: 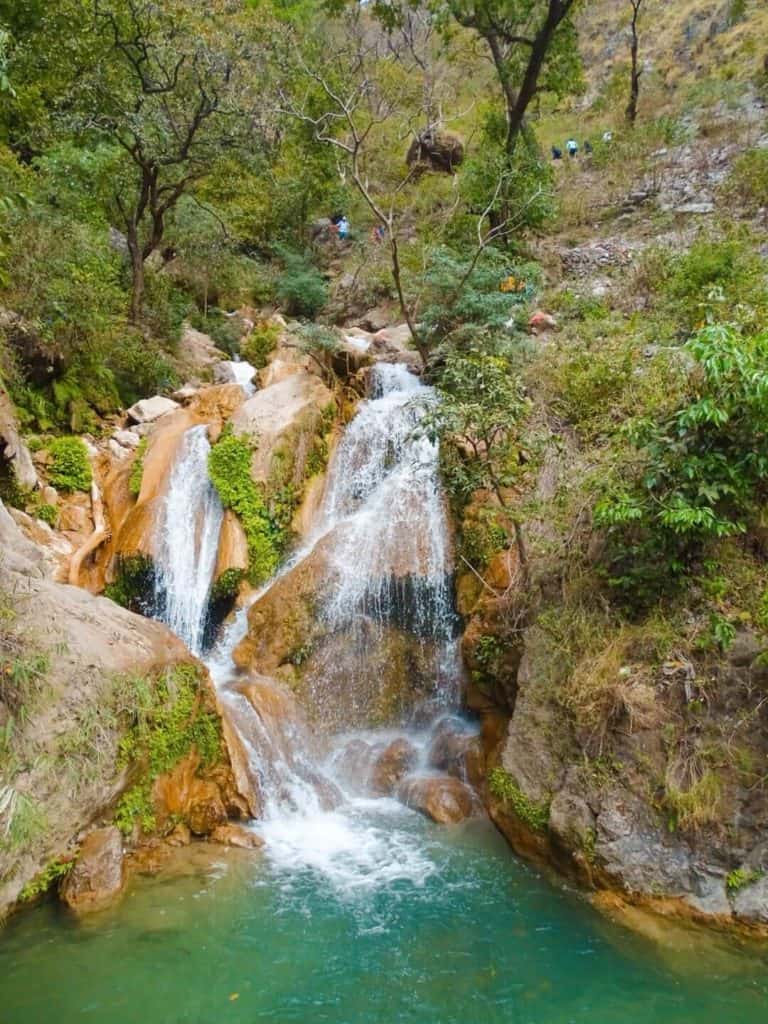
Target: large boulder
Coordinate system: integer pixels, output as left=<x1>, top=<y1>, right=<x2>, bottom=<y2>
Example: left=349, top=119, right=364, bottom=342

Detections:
left=126, top=395, right=180, bottom=425
left=0, top=389, right=37, bottom=491
left=370, top=738, right=418, bottom=795
left=59, top=827, right=125, bottom=915
left=398, top=775, right=476, bottom=824
left=406, top=129, right=465, bottom=174
left=230, top=372, right=333, bottom=483
left=177, top=326, right=226, bottom=377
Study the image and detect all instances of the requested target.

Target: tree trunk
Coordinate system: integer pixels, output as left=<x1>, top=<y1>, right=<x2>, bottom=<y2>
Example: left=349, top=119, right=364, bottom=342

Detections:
left=626, top=2, right=642, bottom=125
left=127, top=230, right=144, bottom=323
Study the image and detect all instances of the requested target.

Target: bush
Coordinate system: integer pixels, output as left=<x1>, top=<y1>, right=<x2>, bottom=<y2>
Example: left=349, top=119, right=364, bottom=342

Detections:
left=240, top=321, right=281, bottom=369
left=47, top=437, right=92, bottom=492
left=594, top=323, right=768, bottom=603
left=107, top=331, right=179, bottom=408
left=723, top=148, right=768, bottom=211
left=275, top=249, right=327, bottom=319
left=187, top=308, right=244, bottom=357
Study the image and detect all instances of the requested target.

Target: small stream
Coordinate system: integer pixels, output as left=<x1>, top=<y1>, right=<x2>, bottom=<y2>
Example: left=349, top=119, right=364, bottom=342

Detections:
left=1, top=363, right=767, bottom=1021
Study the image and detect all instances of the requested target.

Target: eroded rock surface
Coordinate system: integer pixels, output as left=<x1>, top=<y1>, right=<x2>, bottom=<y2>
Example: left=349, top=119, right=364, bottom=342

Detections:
left=59, top=827, right=125, bottom=915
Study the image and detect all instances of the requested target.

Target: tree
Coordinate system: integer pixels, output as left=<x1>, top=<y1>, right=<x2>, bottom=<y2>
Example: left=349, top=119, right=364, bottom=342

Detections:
left=442, top=1, right=582, bottom=160
left=625, top=0, right=644, bottom=125
left=81, top=0, right=262, bottom=321
left=430, top=350, right=532, bottom=579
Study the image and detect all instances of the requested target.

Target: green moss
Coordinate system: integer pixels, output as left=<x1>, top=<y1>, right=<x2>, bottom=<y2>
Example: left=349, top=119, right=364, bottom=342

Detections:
left=19, top=857, right=73, bottom=902
left=210, top=568, right=245, bottom=603
left=726, top=867, right=763, bottom=893
left=488, top=766, right=550, bottom=832
left=208, top=428, right=285, bottom=585
left=104, top=554, right=155, bottom=613
left=47, top=436, right=92, bottom=493
left=114, top=664, right=222, bottom=835
left=128, top=437, right=148, bottom=497
left=35, top=503, right=58, bottom=526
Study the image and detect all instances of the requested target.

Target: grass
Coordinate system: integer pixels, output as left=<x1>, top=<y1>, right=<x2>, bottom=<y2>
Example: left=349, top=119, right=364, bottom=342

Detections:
left=488, top=767, right=550, bottom=832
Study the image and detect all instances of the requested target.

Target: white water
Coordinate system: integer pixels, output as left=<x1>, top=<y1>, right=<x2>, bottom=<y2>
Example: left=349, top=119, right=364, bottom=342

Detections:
left=153, top=425, right=224, bottom=655
left=156, top=364, right=471, bottom=895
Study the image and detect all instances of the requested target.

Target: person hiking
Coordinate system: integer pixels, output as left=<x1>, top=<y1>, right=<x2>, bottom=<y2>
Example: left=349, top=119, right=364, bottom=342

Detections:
left=566, top=138, right=578, bottom=158
left=338, top=216, right=349, bottom=240
left=551, top=145, right=562, bottom=160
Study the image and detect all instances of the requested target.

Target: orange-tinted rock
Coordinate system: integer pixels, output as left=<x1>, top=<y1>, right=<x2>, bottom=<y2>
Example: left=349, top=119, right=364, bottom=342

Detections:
left=215, top=510, right=249, bottom=580
left=371, top=738, right=418, bottom=795
left=59, top=827, right=125, bottom=914
left=398, top=775, right=476, bottom=824
left=428, top=716, right=483, bottom=782
left=153, top=751, right=227, bottom=836
left=209, top=823, right=265, bottom=850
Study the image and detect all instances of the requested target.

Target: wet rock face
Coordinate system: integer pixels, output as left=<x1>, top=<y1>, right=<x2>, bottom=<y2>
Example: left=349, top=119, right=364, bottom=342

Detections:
left=59, top=828, right=125, bottom=914
left=427, top=717, right=482, bottom=782
left=398, top=775, right=476, bottom=825
left=209, top=823, right=265, bottom=850
left=370, top=738, right=418, bottom=795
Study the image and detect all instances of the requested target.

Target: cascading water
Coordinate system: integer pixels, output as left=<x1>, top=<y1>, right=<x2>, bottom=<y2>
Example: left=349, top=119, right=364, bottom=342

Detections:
left=205, top=363, right=470, bottom=891
left=152, top=424, right=224, bottom=656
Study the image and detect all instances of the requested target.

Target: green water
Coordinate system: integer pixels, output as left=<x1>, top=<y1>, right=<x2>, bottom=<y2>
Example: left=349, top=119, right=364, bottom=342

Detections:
left=1, top=806, right=766, bottom=1024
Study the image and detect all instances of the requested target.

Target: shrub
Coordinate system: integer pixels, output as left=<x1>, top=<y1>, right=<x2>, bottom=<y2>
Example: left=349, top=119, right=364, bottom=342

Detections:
left=726, top=867, right=763, bottom=892
left=107, top=331, right=179, bottom=408
left=594, top=324, right=768, bottom=603
left=488, top=766, right=550, bottom=832
left=128, top=438, right=148, bottom=497
left=275, top=249, right=327, bottom=318
left=208, top=429, right=285, bottom=584
left=47, top=437, right=92, bottom=492
left=723, top=148, right=768, bottom=211
left=104, top=554, right=156, bottom=613
left=240, top=321, right=281, bottom=369
left=36, top=503, right=57, bottom=526
left=187, top=308, right=244, bottom=357
left=114, top=664, right=222, bottom=835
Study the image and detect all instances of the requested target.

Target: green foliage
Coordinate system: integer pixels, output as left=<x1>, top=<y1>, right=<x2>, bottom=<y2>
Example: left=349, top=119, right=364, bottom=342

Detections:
left=114, top=664, right=222, bottom=835
left=418, top=246, right=537, bottom=351
left=723, top=148, right=768, bottom=212
left=107, top=331, right=179, bottom=408
left=726, top=867, right=763, bottom=892
left=187, top=309, right=244, bottom=358
left=275, top=249, right=328, bottom=319
left=240, top=321, right=281, bottom=369
left=459, top=509, right=508, bottom=571
left=488, top=766, right=550, bottom=832
left=431, top=350, right=530, bottom=512
left=210, top=568, right=245, bottom=603
left=35, top=502, right=57, bottom=526
left=208, top=429, right=285, bottom=584
left=18, top=857, right=73, bottom=902
left=47, top=437, right=92, bottom=493
left=594, top=324, right=768, bottom=603
left=128, top=438, right=148, bottom=498
left=104, top=554, right=156, bottom=613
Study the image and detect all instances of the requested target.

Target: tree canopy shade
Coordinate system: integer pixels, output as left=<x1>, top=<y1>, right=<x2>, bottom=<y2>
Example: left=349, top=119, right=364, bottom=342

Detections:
left=75, top=0, right=266, bottom=320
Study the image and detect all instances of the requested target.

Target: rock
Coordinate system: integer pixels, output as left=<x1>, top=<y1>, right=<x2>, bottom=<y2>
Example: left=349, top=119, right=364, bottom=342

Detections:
left=178, top=326, right=226, bottom=375
left=0, top=500, right=46, bottom=576
left=732, top=875, right=768, bottom=925
left=112, top=429, right=141, bottom=450
left=358, top=307, right=392, bottom=333
left=166, top=823, right=192, bottom=847
left=213, top=360, right=255, bottom=389
left=171, top=384, right=200, bottom=403
left=209, top=823, right=265, bottom=850
left=153, top=752, right=228, bottom=836
left=126, top=395, right=180, bottom=424
left=528, top=310, right=557, bottom=333
left=406, top=129, right=464, bottom=174
left=427, top=716, right=481, bottom=781
left=371, top=738, right=418, bottom=795
left=330, top=737, right=378, bottom=793
left=371, top=324, right=419, bottom=369
left=548, top=789, right=596, bottom=850
left=107, top=439, right=131, bottom=461
left=398, top=775, right=475, bottom=824
left=0, top=390, right=38, bottom=492
left=59, top=827, right=125, bottom=914
left=230, top=372, right=333, bottom=483
left=40, top=485, right=58, bottom=506
left=58, top=500, right=91, bottom=534
left=214, top=510, right=249, bottom=581
left=674, top=201, right=715, bottom=215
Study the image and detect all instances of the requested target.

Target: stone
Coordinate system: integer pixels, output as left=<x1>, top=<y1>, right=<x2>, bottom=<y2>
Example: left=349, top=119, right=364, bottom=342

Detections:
left=371, top=324, right=418, bottom=368
left=0, top=389, right=38, bottom=491
left=674, top=201, right=715, bottom=215
left=166, top=823, right=192, bottom=847
left=209, top=823, right=265, bottom=850
left=108, top=439, right=131, bottom=461
left=528, top=310, right=557, bottom=332
left=548, top=789, right=596, bottom=849
left=59, top=827, right=125, bottom=914
left=126, top=395, right=180, bottom=424
left=427, top=716, right=480, bottom=780
left=112, top=429, right=141, bottom=450
left=213, top=360, right=255, bottom=389
left=406, top=129, right=464, bottom=173
left=178, top=326, right=226, bottom=374
left=398, top=775, right=475, bottom=824
left=370, top=738, right=418, bottom=795
left=40, top=485, right=58, bottom=506
left=58, top=501, right=91, bottom=534
left=230, top=372, right=333, bottom=483
left=154, top=753, right=228, bottom=836
left=732, top=874, right=768, bottom=925
left=171, top=385, right=200, bottom=403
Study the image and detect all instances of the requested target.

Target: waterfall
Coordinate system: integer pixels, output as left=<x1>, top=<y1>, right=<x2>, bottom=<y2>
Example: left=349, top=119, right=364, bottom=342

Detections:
left=153, top=425, right=224, bottom=656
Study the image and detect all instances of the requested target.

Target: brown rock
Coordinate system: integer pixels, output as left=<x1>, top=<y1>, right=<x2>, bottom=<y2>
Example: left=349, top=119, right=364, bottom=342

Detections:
left=428, top=717, right=481, bottom=780
left=215, top=510, right=249, bottom=580
left=59, top=827, right=125, bottom=914
left=371, top=738, right=418, bottom=795
left=166, top=823, right=192, bottom=847
left=153, top=752, right=227, bottom=836
left=398, top=775, right=476, bottom=824
left=210, top=823, right=265, bottom=850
